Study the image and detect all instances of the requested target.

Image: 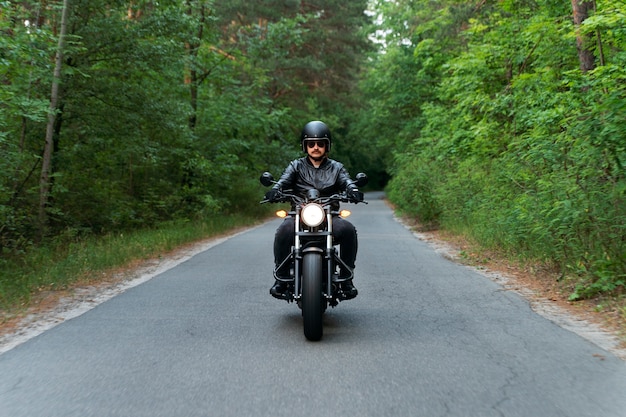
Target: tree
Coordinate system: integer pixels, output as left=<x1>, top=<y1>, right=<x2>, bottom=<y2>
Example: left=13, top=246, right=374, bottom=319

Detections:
left=363, top=0, right=625, bottom=297
left=571, top=0, right=596, bottom=72
left=39, top=0, right=69, bottom=233
left=0, top=0, right=375, bottom=253
left=211, top=0, right=372, bottom=120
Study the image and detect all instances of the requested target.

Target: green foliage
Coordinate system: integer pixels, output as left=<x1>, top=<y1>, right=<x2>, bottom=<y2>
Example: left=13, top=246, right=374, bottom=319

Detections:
left=385, top=153, right=441, bottom=224
left=368, top=0, right=626, bottom=299
left=1, top=1, right=376, bottom=308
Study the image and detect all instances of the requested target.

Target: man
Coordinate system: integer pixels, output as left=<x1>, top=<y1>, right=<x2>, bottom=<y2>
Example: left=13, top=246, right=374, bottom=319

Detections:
left=264, top=120, right=363, bottom=299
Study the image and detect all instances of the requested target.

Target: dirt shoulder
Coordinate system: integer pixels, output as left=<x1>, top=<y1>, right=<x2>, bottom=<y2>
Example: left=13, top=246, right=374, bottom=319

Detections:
left=402, top=217, right=626, bottom=361
left=0, top=230, right=248, bottom=354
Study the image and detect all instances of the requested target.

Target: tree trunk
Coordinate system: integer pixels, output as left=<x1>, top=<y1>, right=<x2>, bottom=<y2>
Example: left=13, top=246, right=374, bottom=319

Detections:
left=571, top=0, right=596, bottom=73
left=185, top=0, right=206, bottom=131
left=39, top=0, right=69, bottom=234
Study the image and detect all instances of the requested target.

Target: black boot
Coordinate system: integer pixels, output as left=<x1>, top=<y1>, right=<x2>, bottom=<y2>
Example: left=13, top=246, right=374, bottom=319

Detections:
left=270, top=277, right=295, bottom=299
left=270, top=280, right=287, bottom=298
left=338, top=280, right=358, bottom=300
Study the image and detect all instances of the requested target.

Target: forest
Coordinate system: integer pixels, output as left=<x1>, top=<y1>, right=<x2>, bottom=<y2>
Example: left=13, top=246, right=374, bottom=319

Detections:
left=1, top=0, right=624, bottom=308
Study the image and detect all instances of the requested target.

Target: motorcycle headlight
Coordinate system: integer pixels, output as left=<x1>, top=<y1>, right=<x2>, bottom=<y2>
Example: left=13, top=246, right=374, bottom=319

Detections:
left=301, top=203, right=325, bottom=227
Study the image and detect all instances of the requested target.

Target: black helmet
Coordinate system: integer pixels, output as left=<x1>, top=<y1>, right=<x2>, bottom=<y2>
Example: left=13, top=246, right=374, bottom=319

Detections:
left=300, top=121, right=332, bottom=152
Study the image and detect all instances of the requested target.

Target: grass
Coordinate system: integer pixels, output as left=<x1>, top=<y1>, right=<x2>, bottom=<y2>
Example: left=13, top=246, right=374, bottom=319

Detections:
left=0, top=214, right=265, bottom=314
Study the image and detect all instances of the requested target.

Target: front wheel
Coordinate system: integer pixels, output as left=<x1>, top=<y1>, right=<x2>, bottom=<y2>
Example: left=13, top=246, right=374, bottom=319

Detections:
left=302, top=252, right=324, bottom=341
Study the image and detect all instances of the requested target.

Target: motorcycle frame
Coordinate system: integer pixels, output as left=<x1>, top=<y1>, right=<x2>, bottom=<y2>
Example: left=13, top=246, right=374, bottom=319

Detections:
left=273, top=204, right=354, bottom=304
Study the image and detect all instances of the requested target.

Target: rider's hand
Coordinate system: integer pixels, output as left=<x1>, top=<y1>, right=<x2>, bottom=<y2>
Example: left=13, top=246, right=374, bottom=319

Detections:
left=265, top=188, right=280, bottom=202
left=348, top=189, right=364, bottom=202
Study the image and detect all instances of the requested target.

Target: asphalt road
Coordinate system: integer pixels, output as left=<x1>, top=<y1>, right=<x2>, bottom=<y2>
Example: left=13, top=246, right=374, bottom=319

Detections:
left=1, top=192, right=625, bottom=417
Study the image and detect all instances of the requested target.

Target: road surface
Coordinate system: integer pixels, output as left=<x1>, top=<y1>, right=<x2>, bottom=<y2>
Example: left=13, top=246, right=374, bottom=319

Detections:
left=1, top=192, right=625, bottom=417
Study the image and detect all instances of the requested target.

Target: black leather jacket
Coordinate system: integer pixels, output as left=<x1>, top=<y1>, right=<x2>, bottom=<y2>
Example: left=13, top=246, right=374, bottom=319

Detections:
left=272, top=157, right=358, bottom=197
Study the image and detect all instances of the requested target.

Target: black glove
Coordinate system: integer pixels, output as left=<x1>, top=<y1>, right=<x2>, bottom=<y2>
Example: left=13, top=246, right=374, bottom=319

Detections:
left=265, top=188, right=281, bottom=202
left=347, top=189, right=364, bottom=202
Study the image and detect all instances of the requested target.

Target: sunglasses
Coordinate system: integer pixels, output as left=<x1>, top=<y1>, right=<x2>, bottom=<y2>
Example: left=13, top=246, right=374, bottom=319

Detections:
left=306, top=140, right=327, bottom=148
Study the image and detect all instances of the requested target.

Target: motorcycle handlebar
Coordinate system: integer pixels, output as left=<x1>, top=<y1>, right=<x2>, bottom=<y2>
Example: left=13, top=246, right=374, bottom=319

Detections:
left=260, top=191, right=367, bottom=205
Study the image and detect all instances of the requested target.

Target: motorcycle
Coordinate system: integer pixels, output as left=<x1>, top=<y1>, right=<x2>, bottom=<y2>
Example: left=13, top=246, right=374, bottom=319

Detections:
left=260, top=171, right=368, bottom=341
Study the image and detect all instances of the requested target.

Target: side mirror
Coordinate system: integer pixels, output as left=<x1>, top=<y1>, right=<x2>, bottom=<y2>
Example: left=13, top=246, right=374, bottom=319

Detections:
left=354, top=173, right=368, bottom=188
left=260, top=172, right=275, bottom=187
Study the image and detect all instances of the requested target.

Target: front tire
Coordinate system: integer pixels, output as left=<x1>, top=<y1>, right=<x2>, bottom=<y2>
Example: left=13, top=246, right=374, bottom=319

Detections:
left=302, top=252, right=324, bottom=341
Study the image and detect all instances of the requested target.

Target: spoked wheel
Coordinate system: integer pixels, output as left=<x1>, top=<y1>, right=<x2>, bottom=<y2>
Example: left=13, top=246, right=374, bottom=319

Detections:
left=302, top=252, right=325, bottom=341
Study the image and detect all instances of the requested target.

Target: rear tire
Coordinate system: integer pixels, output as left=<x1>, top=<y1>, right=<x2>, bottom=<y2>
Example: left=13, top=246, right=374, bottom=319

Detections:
left=302, top=252, right=324, bottom=341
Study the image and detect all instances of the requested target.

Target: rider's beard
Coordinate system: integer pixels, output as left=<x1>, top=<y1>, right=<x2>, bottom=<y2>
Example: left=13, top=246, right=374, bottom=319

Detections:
left=309, top=152, right=326, bottom=162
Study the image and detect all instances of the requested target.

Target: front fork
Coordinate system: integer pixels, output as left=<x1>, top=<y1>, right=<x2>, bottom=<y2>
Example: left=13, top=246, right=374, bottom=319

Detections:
left=272, top=210, right=304, bottom=300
